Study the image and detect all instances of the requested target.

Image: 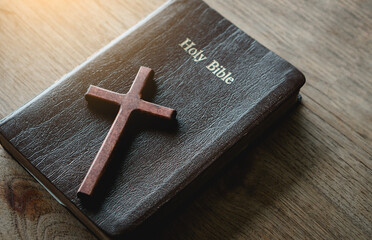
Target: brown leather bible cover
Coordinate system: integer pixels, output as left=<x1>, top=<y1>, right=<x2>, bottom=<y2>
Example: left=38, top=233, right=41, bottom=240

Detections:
left=0, top=0, right=305, bottom=238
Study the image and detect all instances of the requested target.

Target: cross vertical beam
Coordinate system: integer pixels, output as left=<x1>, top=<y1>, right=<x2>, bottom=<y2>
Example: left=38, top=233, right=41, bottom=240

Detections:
left=77, top=66, right=176, bottom=197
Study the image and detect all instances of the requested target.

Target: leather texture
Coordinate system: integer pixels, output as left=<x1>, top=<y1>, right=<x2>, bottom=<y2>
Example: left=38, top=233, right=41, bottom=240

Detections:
left=0, top=0, right=305, bottom=238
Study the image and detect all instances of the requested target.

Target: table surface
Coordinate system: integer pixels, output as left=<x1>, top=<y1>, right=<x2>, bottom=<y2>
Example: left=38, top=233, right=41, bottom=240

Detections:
left=0, top=0, right=371, bottom=239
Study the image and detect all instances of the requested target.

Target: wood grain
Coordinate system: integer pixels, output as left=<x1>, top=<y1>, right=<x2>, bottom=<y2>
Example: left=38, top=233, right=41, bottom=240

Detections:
left=0, top=0, right=371, bottom=239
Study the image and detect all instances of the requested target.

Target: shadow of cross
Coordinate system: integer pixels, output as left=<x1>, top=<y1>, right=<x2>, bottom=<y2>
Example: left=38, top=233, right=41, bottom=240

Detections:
left=77, top=66, right=177, bottom=197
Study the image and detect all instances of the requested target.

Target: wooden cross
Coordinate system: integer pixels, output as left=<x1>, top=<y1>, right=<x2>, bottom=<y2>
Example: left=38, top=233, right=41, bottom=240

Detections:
left=77, top=66, right=176, bottom=197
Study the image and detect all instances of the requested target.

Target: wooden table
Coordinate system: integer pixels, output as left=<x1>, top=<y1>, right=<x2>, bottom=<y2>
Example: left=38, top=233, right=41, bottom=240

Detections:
left=0, top=0, right=370, bottom=239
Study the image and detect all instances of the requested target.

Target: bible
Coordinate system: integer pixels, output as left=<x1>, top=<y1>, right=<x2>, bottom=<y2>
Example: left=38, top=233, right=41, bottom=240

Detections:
left=0, top=0, right=305, bottom=238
